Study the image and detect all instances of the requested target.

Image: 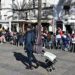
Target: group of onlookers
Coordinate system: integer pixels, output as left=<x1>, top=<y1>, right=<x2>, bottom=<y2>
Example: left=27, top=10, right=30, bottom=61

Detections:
left=0, top=26, right=75, bottom=52
left=0, top=27, right=24, bottom=46
left=41, top=27, right=75, bottom=52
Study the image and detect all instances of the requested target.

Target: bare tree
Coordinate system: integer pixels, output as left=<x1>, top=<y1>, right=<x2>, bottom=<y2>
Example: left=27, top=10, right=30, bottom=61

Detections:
left=11, top=0, right=38, bottom=20
left=0, top=0, right=1, bottom=19
left=12, top=0, right=28, bottom=19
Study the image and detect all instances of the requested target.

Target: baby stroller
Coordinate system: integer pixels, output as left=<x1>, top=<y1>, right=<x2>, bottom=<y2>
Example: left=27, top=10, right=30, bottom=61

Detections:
left=43, top=51, right=57, bottom=72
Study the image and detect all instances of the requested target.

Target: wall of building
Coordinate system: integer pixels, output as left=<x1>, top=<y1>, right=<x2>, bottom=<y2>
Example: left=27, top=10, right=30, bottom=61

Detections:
left=0, top=0, right=74, bottom=33
left=1, top=0, right=12, bottom=20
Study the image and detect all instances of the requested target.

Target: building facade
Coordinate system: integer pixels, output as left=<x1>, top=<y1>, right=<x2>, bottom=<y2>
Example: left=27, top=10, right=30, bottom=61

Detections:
left=0, top=0, right=12, bottom=30
left=63, top=0, right=75, bottom=33
left=0, top=0, right=59, bottom=32
left=0, top=0, right=75, bottom=33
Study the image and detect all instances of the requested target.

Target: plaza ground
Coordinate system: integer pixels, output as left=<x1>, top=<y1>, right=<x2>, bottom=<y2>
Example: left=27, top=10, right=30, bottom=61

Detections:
left=0, top=43, right=75, bottom=75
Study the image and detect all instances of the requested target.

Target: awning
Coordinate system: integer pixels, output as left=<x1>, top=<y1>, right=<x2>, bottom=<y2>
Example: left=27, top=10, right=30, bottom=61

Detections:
left=68, top=19, right=75, bottom=23
left=0, top=19, right=53, bottom=24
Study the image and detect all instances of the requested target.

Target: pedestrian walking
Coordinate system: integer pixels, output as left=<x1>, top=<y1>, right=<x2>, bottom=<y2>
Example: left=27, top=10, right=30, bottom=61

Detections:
left=24, top=25, right=39, bottom=70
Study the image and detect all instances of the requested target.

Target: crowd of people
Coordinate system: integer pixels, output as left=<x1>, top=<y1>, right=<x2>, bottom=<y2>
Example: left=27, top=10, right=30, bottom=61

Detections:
left=42, top=27, right=75, bottom=52
left=0, top=26, right=75, bottom=52
left=0, top=27, right=24, bottom=46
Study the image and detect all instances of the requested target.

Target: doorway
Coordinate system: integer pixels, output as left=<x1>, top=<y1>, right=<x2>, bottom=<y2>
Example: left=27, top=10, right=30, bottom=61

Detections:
left=65, top=25, right=72, bottom=34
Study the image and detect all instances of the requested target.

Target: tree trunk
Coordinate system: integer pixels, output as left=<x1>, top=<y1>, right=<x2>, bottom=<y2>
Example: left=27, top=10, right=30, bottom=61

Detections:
left=35, top=0, right=43, bottom=54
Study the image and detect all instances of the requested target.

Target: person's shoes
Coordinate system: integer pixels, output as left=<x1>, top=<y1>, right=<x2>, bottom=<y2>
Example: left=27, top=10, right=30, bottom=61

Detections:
left=26, top=66, right=30, bottom=69
left=30, top=67, right=33, bottom=70
left=34, top=65, right=39, bottom=69
left=34, top=62, right=39, bottom=69
left=26, top=66, right=33, bottom=70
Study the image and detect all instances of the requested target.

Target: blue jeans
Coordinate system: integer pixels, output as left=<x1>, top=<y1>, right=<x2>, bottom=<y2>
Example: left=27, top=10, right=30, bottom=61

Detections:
left=27, top=50, right=37, bottom=66
left=26, top=43, right=37, bottom=66
left=56, top=38, right=62, bottom=48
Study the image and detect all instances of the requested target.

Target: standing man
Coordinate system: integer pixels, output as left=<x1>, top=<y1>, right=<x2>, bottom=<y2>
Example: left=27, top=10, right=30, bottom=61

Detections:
left=24, top=25, right=39, bottom=70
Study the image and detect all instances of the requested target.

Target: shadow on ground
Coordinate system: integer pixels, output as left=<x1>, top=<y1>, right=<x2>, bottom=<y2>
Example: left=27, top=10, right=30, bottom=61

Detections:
left=13, top=52, right=48, bottom=69
left=13, top=52, right=29, bottom=67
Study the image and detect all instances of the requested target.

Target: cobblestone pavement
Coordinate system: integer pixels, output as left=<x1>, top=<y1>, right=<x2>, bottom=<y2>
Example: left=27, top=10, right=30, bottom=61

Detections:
left=0, top=43, right=75, bottom=75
